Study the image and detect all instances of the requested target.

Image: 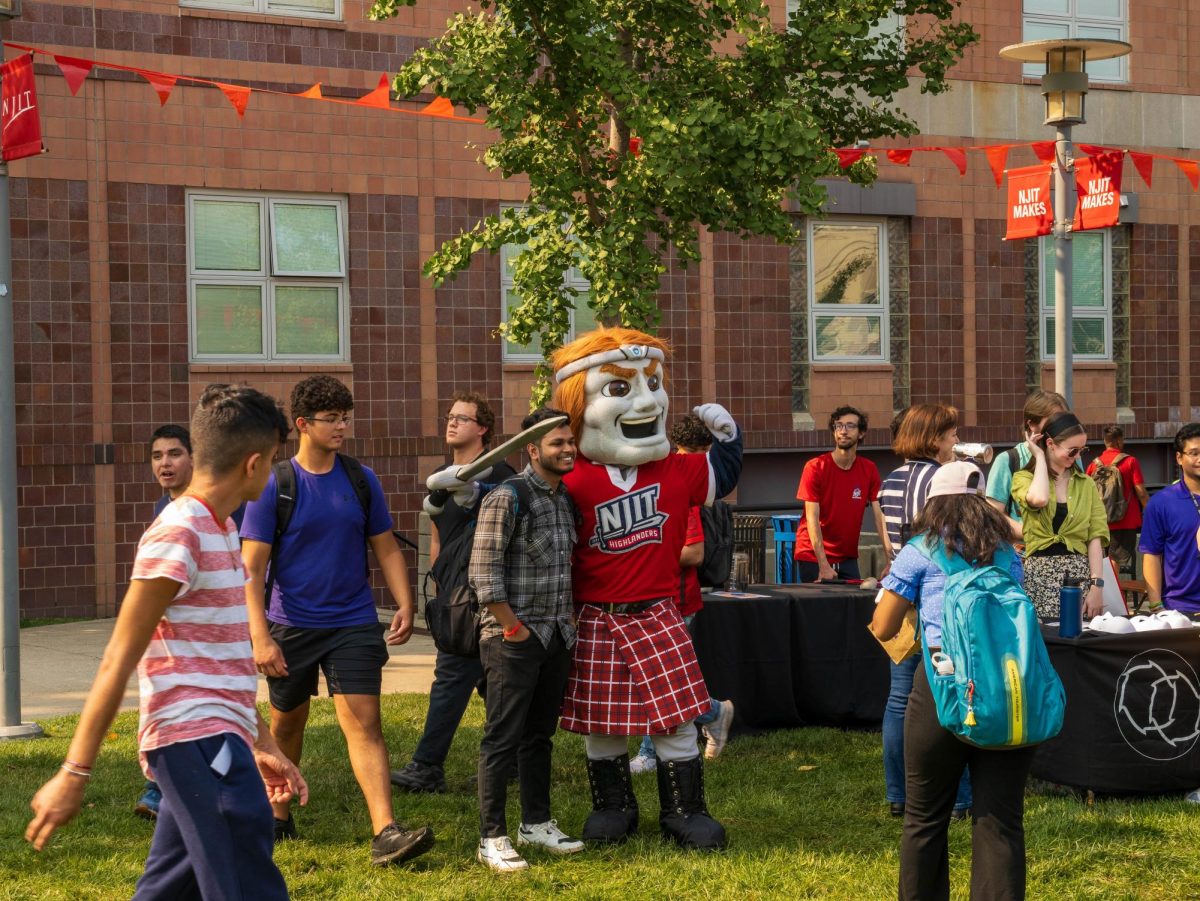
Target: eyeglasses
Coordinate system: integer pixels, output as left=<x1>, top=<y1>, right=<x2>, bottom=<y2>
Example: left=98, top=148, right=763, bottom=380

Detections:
left=833, top=422, right=860, bottom=432
left=446, top=414, right=479, bottom=425
left=308, top=415, right=352, bottom=427
left=1058, top=445, right=1086, bottom=459
left=1181, top=450, right=1200, bottom=460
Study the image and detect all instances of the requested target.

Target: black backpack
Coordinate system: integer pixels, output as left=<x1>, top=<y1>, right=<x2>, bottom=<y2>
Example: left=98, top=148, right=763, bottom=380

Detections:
left=263, top=454, right=373, bottom=603
left=424, top=476, right=534, bottom=657
left=696, top=500, right=734, bottom=589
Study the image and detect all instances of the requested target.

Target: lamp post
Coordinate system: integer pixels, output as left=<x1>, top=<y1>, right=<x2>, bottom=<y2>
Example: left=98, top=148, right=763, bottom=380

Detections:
left=0, top=0, right=42, bottom=741
left=999, top=38, right=1131, bottom=407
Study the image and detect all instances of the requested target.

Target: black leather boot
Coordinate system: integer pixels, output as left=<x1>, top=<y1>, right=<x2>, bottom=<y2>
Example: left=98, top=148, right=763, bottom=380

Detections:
left=582, top=754, right=639, bottom=844
left=656, top=756, right=727, bottom=851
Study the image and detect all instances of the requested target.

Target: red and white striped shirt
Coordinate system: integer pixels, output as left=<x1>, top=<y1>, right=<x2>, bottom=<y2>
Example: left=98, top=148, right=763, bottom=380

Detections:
left=132, top=496, right=257, bottom=776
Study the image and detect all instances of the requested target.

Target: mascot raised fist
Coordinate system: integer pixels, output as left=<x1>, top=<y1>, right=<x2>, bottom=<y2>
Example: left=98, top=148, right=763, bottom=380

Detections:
left=550, top=326, right=742, bottom=851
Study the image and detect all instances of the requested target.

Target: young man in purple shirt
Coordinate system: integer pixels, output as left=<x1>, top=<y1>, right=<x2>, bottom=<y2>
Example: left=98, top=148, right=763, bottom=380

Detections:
left=1140, top=423, right=1200, bottom=613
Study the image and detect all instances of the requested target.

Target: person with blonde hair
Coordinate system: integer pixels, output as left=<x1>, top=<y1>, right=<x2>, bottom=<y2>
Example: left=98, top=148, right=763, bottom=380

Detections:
left=550, top=326, right=742, bottom=851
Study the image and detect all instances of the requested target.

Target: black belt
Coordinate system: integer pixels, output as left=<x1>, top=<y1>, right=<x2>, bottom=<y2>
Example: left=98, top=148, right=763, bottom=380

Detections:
left=597, top=598, right=669, bottom=615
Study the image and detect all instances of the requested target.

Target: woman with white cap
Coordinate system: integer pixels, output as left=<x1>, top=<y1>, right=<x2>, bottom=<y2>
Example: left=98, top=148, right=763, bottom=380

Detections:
left=870, top=461, right=1037, bottom=901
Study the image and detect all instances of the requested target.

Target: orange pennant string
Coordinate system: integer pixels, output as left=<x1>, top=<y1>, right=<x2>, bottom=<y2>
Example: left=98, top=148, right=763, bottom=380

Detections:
left=356, top=74, right=391, bottom=109
left=833, top=148, right=867, bottom=168
left=1173, top=158, right=1199, bottom=191
left=1031, top=141, right=1056, bottom=163
left=54, top=55, right=93, bottom=96
left=938, top=146, right=967, bottom=176
left=983, top=145, right=1011, bottom=187
left=1128, top=151, right=1154, bottom=189
left=421, top=96, right=455, bottom=117
left=296, top=83, right=323, bottom=99
left=143, top=72, right=177, bottom=106
left=886, top=149, right=913, bottom=166
left=216, top=82, right=251, bottom=118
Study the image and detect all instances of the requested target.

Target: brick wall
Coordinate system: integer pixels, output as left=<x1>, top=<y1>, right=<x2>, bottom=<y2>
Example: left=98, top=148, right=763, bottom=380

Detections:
left=1130, top=224, right=1179, bottom=423
left=973, top=219, right=1027, bottom=429
left=909, top=217, right=965, bottom=409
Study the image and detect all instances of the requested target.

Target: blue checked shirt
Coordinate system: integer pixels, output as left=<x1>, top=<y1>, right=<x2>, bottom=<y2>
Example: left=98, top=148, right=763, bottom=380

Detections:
left=468, top=466, right=577, bottom=648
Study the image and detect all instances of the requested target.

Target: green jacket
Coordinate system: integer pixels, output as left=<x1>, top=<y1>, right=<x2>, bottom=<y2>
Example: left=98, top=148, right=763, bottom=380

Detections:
left=1011, top=466, right=1110, bottom=556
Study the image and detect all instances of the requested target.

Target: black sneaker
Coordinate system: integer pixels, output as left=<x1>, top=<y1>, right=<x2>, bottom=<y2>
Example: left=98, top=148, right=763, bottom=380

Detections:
left=389, top=760, right=447, bottom=794
left=370, top=822, right=435, bottom=867
left=274, top=814, right=297, bottom=843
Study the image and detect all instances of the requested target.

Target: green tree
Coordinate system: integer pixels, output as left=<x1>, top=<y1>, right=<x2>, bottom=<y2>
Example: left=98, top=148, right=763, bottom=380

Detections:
left=371, top=0, right=976, bottom=401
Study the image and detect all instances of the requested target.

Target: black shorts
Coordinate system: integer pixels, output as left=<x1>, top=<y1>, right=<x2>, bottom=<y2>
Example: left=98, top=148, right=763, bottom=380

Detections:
left=266, top=622, right=389, bottom=712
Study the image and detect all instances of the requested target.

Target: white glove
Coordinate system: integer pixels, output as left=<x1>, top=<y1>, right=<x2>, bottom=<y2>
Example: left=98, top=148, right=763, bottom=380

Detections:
left=422, top=494, right=445, bottom=517
left=425, top=465, right=492, bottom=493
left=693, top=403, right=738, bottom=443
left=452, top=481, right=481, bottom=510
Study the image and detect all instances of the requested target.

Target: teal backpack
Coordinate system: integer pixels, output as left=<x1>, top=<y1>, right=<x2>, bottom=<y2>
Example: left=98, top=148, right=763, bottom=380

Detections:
left=914, top=538, right=1065, bottom=749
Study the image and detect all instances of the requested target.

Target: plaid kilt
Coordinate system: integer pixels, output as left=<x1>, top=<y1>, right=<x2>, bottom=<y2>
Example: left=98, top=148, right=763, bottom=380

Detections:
left=559, top=599, right=709, bottom=735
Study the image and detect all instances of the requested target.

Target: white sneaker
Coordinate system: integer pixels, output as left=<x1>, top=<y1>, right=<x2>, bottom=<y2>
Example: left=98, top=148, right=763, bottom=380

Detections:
left=517, top=819, right=584, bottom=855
left=477, top=835, right=529, bottom=872
left=1186, top=788, right=1200, bottom=804
left=702, top=699, right=735, bottom=760
left=629, top=752, right=658, bottom=774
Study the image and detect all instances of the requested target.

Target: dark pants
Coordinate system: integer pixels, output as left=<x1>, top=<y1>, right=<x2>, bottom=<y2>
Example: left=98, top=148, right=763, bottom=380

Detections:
left=900, top=664, right=1036, bottom=901
left=797, top=558, right=861, bottom=583
left=478, top=630, right=571, bottom=838
left=134, top=734, right=287, bottom=901
left=1109, top=528, right=1138, bottom=578
left=412, top=647, right=484, bottom=767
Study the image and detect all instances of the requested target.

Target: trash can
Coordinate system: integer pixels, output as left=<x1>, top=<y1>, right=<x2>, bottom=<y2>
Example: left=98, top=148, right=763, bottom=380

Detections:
left=771, top=514, right=803, bottom=583
left=731, top=514, right=765, bottom=586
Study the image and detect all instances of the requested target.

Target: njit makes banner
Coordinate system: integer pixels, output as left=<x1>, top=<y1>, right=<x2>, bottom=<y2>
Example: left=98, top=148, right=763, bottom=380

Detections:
left=2, top=54, right=44, bottom=162
left=1004, top=164, right=1053, bottom=240
left=1073, top=151, right=1122, bottom=232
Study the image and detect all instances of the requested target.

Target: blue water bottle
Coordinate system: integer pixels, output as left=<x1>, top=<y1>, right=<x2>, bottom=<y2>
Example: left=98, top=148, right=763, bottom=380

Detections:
left=1059, top=579, right=1083, bottom=638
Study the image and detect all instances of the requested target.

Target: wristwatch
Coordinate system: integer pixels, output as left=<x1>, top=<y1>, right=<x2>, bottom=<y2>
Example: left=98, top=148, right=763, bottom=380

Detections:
left=1087, top=577, right=1105, bottom=588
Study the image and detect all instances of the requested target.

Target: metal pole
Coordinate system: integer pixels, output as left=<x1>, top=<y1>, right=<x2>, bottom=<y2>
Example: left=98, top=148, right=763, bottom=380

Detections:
left=0, top=60, right=41, bottom=739
left=1052, top=124, right=1074, bottom=407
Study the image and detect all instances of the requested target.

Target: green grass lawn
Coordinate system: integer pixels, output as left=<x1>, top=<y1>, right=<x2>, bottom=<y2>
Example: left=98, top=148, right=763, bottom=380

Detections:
left=2, top=695, right=1198, bottom=899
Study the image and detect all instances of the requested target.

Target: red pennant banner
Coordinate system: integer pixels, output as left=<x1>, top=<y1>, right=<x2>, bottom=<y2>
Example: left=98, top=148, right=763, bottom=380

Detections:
left=357, top=74, right=391, bottom=109
left=143, top=72, right=177, bottom=107
left=216, top=82, right=250, bottom=118
left=628, top=136, right=642, bottom=157
left=1129, top=151, right=1154, bottom=189
left=421, top=97, right=455, bottom=117
left=54, top=55, right=93, bottom=96
left=939, top=146, right=967, bottom=175
left=1073, top=152, right=1122, bottom=231
left=984, top=145, right=1011, bottom=187
left=886, top=148, right=912, bottom=166
left=1005, top=164, right=1053, bottom=241
left=1173, top=157, right=1199, bottom=191
left=833, top=148, right=866, bottom=168
left=295, top=83, right=323, bottom=99
left=1031, top=141, right=1056, bottom=163
left=2, top=54, right=44, bottom=161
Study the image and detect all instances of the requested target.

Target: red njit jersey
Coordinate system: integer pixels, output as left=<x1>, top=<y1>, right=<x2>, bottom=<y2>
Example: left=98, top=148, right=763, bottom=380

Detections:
left=565, top=453, right=713, bottom=605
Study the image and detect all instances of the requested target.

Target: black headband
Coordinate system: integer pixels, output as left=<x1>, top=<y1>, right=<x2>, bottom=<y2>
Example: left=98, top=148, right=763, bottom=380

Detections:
left=1044, top=411, right=1082, bottom=440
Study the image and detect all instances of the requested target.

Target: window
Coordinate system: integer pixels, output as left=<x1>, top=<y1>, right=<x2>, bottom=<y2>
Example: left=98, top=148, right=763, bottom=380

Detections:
left=188, top=192, right=348, bottom=362
left=1023, top=0, right=1127, bottom=82
left=180, top=0, right=340, bottom=21
left=807, top=219, right=889, bottom=362
left=500, top=217, right=596, bottom=362
left=1038, top=229, right=1111, bottom=360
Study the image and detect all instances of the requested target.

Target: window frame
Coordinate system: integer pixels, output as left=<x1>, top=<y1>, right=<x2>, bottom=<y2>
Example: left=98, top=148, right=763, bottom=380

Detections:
left=186, top=191, right=349, bottom=364
left=1022, top=0, right=1128, bottom=84
left=1038, top=228, right=1112, bottom=362
left=179, top=0, right=342, bottom=22
left=806, top=217, right=890, bottom=364
left=499, top=206, right=594, bottom=363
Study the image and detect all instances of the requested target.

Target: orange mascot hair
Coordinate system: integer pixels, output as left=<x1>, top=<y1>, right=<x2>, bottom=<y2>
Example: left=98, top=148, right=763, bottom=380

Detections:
left=550, top=326, right=670, bottom=440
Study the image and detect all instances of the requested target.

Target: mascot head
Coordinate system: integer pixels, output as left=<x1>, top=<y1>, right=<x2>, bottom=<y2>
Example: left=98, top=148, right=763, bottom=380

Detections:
left=551, top=326, right=670, bottom=466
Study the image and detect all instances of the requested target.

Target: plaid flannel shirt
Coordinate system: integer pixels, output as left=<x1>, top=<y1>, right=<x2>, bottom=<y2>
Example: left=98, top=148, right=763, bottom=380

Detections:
left=468, top=465, right=576, bottom=648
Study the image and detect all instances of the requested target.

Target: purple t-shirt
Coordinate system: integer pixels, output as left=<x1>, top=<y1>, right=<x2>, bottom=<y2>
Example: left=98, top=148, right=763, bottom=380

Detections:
left=240, top=457, right=394, bottom=628
left=1139, top=482, right=1200, bottom=613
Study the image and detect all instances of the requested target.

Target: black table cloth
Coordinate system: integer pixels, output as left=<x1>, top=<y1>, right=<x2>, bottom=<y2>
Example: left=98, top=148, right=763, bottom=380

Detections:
left=1032, top=625, right=1200, bottom=794
left=690, top=583, right=889, bottom=732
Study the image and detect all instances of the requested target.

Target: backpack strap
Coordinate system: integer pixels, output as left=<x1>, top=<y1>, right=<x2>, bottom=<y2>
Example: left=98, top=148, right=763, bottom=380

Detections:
left=264, top=459, right=297, bottom=604
left=1004, top=445, right=1022, bottom=520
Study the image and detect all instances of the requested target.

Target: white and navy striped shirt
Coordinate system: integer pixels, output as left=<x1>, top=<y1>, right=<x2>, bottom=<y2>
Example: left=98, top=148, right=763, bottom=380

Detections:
left=879, top=459, right=940, bottom=558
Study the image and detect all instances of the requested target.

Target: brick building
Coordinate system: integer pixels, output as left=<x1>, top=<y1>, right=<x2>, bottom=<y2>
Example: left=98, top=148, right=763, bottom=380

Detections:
left=5, top=0, right=1197, bottom=617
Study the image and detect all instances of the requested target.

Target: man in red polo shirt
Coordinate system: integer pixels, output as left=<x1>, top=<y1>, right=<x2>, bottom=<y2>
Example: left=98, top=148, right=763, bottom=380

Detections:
left=1086, top=425, right=1150, bottom=577
left=793, top=405, right=891, bottom=581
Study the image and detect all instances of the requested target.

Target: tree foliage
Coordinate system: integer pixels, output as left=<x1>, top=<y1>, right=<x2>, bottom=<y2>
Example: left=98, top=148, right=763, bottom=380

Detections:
left=370, top=0, right=976, bottom=401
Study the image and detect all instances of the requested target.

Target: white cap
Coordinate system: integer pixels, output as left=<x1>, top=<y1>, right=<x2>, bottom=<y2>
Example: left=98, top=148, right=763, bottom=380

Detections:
left=926, top=461, right=985, bottom=499
left=1088, top=612, right=1135, bottom=634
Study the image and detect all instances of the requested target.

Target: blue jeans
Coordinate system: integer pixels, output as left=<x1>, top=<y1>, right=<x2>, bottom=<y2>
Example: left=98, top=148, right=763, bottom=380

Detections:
left=412, top=648, right=484, bottom=767
left=885, top=655, right=972, bottom=809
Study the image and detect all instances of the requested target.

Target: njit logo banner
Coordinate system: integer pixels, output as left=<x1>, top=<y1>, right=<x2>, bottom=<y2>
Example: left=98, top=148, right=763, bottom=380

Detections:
left=1112, top=649, right=1200, bottom=761
left=1, top=54, right=45, bottom=163
left=589, top=485, right=667, bottom=553
left=1004, top=164, right=1053, bottom=241
left=1073, top=151, right=1123, bottom=232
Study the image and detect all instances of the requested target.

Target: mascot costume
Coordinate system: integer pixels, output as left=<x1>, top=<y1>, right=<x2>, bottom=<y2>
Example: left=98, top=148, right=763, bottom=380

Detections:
left=550, top=326, right=742, bottom=851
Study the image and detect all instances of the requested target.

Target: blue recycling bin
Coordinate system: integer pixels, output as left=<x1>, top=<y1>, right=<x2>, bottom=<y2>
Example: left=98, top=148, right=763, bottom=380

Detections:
left=771, top=514, right=803, bottom=583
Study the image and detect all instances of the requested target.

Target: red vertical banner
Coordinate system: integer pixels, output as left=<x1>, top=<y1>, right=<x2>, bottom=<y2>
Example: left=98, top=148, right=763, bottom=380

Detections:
left=1005, top=164, right=1053, bottom=240
left=2, top=54, right=44, bottom=162
left=1073, top=151, right=1123, bottom=231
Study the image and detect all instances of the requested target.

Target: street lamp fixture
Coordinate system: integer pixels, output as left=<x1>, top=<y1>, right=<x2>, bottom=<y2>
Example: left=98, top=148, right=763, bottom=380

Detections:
left=998, top=37, right=1131, bottom=407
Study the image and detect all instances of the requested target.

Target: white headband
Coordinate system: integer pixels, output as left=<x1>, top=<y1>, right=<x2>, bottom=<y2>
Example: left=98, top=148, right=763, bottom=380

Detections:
left=553, top=344, right=665, bottom=384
